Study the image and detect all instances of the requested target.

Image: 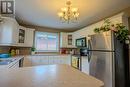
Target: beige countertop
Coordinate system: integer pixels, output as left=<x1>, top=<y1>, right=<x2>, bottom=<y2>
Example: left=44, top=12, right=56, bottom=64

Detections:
left=31, top=54, right=71, bottom=56
left=0, top=65, right=103, bottom=87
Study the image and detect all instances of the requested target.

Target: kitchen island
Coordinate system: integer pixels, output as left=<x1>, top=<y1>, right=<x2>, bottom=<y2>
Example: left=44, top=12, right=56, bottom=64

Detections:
left=0, top=64, right=103, bottom=87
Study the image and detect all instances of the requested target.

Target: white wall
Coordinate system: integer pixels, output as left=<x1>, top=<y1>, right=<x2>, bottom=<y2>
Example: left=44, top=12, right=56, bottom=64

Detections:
left=73, top=12, right=126, bottom=46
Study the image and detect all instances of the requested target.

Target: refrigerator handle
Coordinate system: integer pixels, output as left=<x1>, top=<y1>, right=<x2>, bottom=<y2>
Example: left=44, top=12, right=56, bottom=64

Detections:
left=88, top=40, right=92, bottom=62
left=88, top=39, right=92, bottom=50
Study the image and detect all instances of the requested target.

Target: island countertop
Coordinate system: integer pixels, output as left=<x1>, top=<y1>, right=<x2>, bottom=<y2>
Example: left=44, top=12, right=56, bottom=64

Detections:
left=0, top=65, right=104, bottom=87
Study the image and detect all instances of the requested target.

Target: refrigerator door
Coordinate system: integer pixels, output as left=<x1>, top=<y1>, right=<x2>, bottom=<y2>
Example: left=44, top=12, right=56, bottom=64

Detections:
left=89, top=51, right=114, bottom=87
left=89, top=31, right=114, bottom=51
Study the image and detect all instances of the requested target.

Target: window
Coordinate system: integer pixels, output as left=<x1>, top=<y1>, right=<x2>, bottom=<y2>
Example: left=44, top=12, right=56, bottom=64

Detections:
left=35, top=32, right=59, bottom=52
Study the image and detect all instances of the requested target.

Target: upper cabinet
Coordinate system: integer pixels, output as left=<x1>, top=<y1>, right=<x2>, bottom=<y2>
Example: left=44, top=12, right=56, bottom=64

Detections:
left=17, top=26, right=26, bottom=46
left=60, top=32, right=68, bottom=48
left=24, top=28, right=35, bottom=47
left=60, top=32, right=75, bottom=48
left=0, top=17, right=35, bottom=47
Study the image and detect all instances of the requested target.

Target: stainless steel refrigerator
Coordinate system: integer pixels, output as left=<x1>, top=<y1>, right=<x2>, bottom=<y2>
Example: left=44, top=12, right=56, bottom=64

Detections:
left=88, top=31, right=128, bottom=87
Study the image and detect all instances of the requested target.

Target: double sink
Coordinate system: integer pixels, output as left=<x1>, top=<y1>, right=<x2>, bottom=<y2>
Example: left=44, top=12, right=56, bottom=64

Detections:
left=0, top=58, right=17, bottom=65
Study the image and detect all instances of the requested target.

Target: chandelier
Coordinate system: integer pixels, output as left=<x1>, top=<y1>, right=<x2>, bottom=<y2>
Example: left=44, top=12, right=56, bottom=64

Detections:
left=58, top=0, right=79, bottom=23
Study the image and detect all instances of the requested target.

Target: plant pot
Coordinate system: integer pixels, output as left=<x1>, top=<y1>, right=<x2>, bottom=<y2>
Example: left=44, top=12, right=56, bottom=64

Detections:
left=31, top=51, right=35, bottom=55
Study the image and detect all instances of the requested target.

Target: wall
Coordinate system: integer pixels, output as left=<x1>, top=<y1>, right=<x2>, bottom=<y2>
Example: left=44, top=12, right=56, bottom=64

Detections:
left=73, top=12, right=126, bottom=46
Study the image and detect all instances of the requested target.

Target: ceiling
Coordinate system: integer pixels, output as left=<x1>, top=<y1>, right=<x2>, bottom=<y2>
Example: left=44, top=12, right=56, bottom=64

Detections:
left=15, top=0, right=130, bottom=31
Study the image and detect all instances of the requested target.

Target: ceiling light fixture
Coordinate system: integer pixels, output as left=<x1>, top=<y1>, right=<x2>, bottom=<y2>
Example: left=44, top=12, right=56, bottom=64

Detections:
left=58, top=0, right=79, bottom=23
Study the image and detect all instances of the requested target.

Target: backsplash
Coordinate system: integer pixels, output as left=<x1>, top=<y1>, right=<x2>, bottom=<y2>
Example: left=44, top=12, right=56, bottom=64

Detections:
left=18, top=47, right=31, bottom=55
left=0, top=46, right=31, bottom=55
left=0, top=47, right=10, bottom=53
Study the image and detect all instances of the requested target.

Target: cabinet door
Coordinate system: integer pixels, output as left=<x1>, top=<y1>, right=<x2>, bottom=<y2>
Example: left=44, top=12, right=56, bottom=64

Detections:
left=48, top=56, right=54, bottom=65
left=31, top=56, right=41, bottom=66
left=60, top=32, right=68, bottom=48
left=53, top=55, right=71, bottom=65
left=52, top=56, right=58, bottom=64
left=17, top=26, right=26, bottom=46
left=58, top=56, right=63, bottom=64
left=40, top=56, right=49, bottom=65
left=23, top=56, right=32, bottom=67
left=60, top=32, right=75, bottom=48
left=63, top=55, right=71, bottom=65
left=25, top=28, right=35, bottom=47
left=82, top=57, right=89, bottom=74
left=67, top=33, right=73, bottom=48
left=55, top=56, right=62, bottom=64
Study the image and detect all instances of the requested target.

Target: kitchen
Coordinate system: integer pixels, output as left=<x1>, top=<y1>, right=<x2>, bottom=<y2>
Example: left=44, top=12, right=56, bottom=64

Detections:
left=0, top=0, right=130, bottom=87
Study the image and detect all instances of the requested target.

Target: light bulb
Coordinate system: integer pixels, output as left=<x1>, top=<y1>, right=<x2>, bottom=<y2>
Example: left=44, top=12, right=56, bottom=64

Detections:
left=61, top=7, right=67, bottom=12
left=74, top=13, right=79, bottom=17
left=58, top=12, right=64, bottom=17
left=71, top=8, right=78, bottom=12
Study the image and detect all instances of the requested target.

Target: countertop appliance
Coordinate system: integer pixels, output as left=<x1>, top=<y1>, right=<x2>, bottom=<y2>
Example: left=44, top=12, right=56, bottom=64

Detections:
left=88, top=31, right=129, bottom=87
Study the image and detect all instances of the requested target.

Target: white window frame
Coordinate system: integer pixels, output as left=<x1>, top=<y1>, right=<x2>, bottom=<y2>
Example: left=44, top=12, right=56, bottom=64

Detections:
left=35, top=31, right=59, bottom=52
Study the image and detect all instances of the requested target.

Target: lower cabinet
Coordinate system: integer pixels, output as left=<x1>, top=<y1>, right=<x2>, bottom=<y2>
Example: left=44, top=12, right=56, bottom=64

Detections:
left=23, top=55, right=71, bottom=67
left=31, top=56, right=41, bottom=66
left=40, top=56, right=49, bottom=65
left=23, top=56, right=32, bottom=67
left=81, top=57, right=89, bottom=74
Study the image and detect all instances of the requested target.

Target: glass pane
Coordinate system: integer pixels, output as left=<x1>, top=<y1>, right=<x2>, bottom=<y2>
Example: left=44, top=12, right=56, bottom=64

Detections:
left=36, top=37, right=48, bottom=50
left=35, top=32, right=59, bottom=52
left=47, top=35, right=57, bottom=50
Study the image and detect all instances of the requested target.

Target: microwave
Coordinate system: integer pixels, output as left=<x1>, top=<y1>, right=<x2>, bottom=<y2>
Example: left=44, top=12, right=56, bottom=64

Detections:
left=76, top=37, right=86, bottom=47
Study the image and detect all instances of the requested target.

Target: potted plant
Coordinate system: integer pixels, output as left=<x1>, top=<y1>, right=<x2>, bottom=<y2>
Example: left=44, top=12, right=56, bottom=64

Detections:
left=31, top=47, right=36, bottom=55
left=94, top=19, right=129, bottom=43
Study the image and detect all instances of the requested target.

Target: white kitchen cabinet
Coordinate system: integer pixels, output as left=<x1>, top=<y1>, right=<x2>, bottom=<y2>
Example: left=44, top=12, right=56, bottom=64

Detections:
left=0, top=17, right=19, bottom=46
left=23, top=55, right=71, bottom=67
left=60, top=32, right=68, bottom=48
left=17, top=26, right=26, bottom=46
left=17, top=26, right=35, bottom=47
left=0, top=17, right=35, bottom=47
left=58, top=56, right=64, bottom=64
left=81, top=57, right=89, bottom=74
left=23, top=56, right=32, bottom=67
left=40, top=56, right=49, bottom=65
left=31, top=56, right=41, bottom=66
left=48, top=56, right=54, bottom=65
left=24, top=28, right=35, bottom=47
left=67, top=33, right=74, bottom=48
left=53, top=56, right=60, bottom=64
left=60, top=32, right=75, bottom=48
left=63, top=55, right=71, bottom=65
